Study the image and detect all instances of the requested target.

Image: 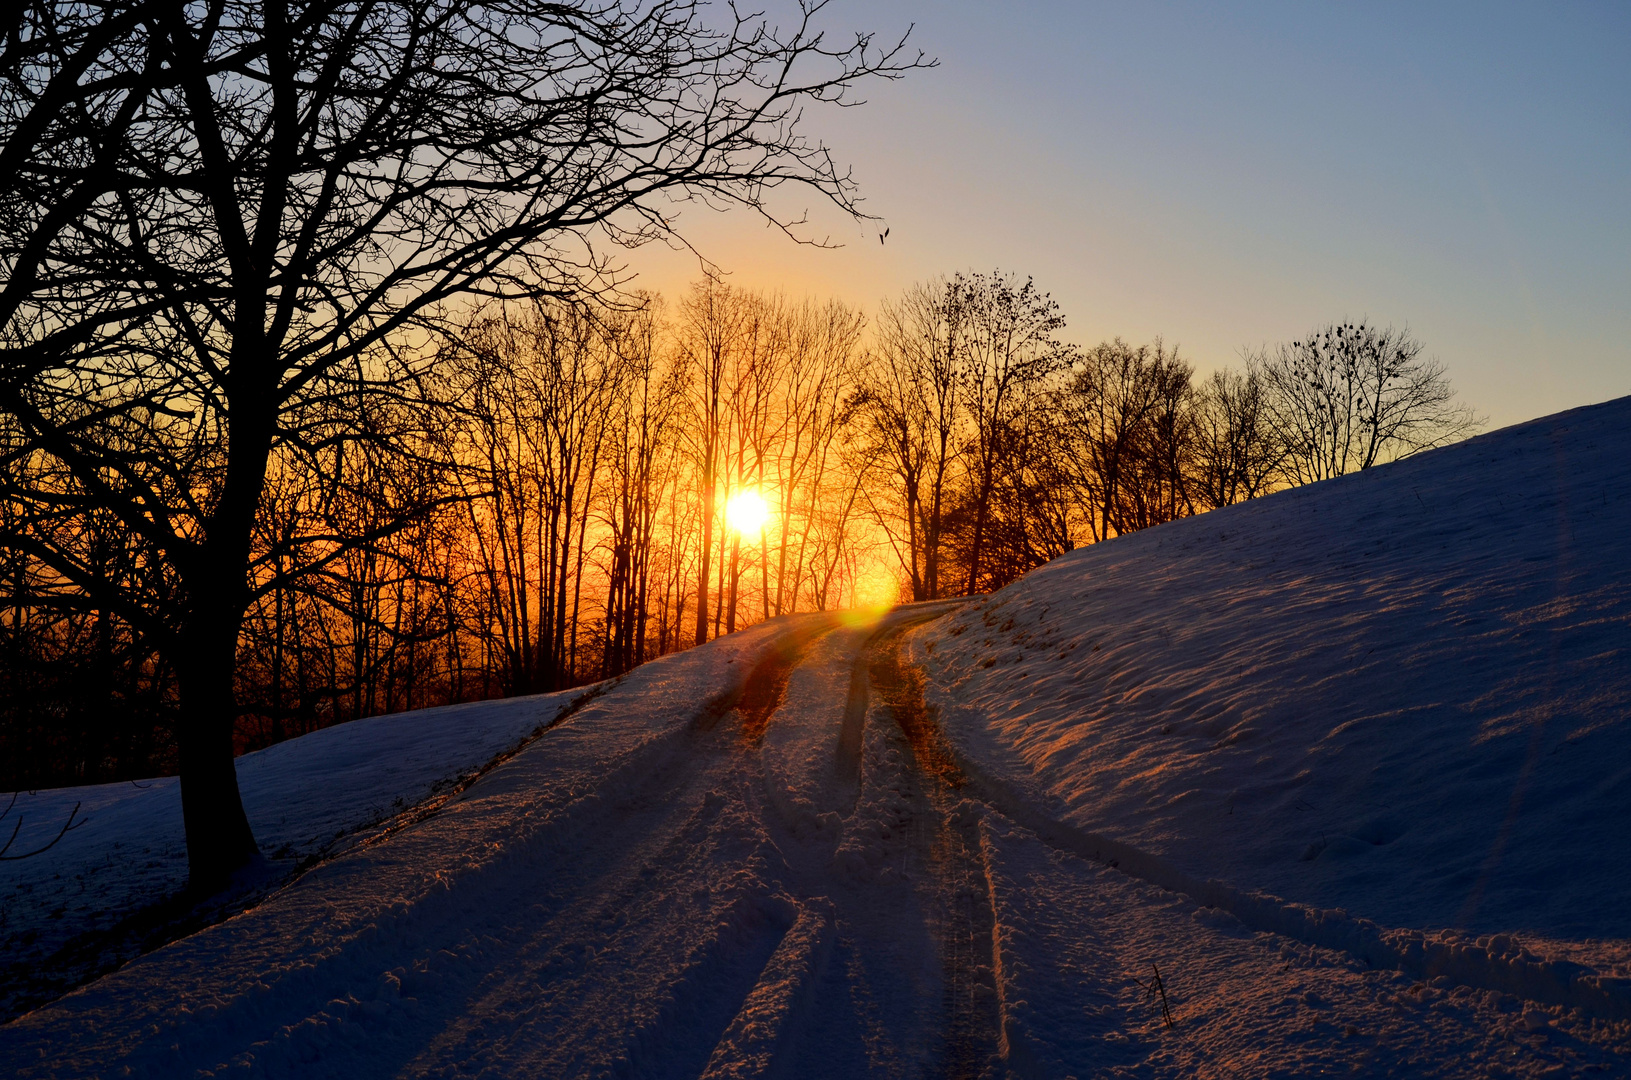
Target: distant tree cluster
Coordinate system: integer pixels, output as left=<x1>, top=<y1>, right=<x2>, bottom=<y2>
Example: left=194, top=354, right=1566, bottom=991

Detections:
left=1, top=275, right=1481, bottom=793
left=858, top=277, right=1482, bottom=597
left=0, top=279, right=888, bottom=793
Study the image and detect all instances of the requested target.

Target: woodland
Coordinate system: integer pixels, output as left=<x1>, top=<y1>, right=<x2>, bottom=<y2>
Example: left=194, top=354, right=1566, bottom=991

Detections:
left=2, top=275, right=1477, bottom=790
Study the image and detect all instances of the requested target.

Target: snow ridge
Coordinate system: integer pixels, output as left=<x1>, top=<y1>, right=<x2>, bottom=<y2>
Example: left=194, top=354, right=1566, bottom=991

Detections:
left=698, top=896, right=837, bottom=1080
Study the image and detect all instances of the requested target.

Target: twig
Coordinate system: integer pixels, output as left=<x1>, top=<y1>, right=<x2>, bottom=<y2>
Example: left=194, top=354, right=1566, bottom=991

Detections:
left=1135, top=962, right=1175, bottom=1028
left=0, top=795, right=86, bottom=860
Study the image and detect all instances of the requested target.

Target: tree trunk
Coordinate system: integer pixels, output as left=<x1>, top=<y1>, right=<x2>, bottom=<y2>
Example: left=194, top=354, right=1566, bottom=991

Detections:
left=966, top=460, right=994, bottom=596
left=724, top=534, right=741, bottom=635
left=174, top=371, right=270, bottom=890
left=695, top=490, right=713, bottom=647
left=175, top=602, right=259, bottom=892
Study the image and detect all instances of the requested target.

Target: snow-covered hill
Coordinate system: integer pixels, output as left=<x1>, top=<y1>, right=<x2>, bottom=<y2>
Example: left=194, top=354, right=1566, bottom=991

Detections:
left=913, top=395, right=1631, bottom=990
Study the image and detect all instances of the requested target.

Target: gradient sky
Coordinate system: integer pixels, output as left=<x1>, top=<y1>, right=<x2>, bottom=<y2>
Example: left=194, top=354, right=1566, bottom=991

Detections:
left=626, top=2, right=1630, bottom=428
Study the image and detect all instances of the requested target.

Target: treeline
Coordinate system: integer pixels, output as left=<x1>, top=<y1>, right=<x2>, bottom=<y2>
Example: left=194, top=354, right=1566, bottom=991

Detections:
left=0, top=273, right=1478, bottom=788
left=862, top=276, right=1479, bottom=597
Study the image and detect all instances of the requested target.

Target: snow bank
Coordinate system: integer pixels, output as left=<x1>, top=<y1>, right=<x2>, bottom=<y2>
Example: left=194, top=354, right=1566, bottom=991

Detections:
left=2, top=691, right=586, bottom=955
left=0, top=686, right=585, bottom=1011
left=914, top=397, right=1631, bottom=1014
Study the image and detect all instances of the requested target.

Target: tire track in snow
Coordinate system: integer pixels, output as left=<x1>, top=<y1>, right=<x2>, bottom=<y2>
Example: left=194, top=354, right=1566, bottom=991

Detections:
left=742, top=607, right=996, bottom=1077
left=720, top=599, right=999, bottom=1078
left=863, top=625, right=1003, bottom=1079
left=698, top=897, right=836, bottom=1080
left=833, top=632, right=874, bottom=779
left=735, top=629, right=826, bottom=743
left=408, top=619, right=843, bottom=1078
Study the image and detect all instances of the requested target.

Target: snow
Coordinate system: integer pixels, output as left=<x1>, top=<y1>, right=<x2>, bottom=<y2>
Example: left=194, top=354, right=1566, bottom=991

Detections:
left=975, top=805, right=1629, bottom=1078
left=4, top=399, right=1631, bottom=1077
left=911, top=395, right=1631, bottom=1019
left=0, top=682, right=588, bottom=1018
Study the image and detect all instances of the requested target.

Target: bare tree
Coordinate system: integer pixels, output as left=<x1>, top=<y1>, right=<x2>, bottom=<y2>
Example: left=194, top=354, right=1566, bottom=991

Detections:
left=977, top=396, right=1077, bottom=590
left=0, top=0, right=925, bottom=887
left=768, top=297, right=865, bottom=613
left=856, top=278, right=966, bottom=600
left=1263, top=321, right=1483, bottom=484
left=599, top=300, right=679, bottom=678
left=1112, top=350, right=1196, bottom=533
left=1191, top=361, right=1283, bottom=510
left=956, top=272, right=1073, bottom=594
left=677, top=277, right=747, bottom=645
left=1061, top=338, right=1189, bottom=542
left=720, top=292, right=781, bottom=635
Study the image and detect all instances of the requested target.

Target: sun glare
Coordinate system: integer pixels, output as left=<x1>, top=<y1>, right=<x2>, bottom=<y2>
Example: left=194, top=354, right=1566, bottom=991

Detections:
left=724, top=489, right=770, bottom=537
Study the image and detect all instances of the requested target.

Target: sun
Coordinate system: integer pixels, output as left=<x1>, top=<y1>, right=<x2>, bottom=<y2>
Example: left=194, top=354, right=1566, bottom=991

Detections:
left=724, top=489, right=770, bottom=537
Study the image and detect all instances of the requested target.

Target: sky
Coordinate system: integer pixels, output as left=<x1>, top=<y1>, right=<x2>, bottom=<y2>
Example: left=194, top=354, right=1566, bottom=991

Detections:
left=624, top=1, right=1631, bottom=429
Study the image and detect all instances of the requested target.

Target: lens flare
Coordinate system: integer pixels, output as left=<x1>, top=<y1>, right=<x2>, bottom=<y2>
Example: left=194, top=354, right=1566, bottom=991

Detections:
left=724, top=489, right=770, bottom=537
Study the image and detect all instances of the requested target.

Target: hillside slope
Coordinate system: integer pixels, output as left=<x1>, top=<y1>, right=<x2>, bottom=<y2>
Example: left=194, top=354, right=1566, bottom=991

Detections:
left=914, top=396, right=1631, bottom=948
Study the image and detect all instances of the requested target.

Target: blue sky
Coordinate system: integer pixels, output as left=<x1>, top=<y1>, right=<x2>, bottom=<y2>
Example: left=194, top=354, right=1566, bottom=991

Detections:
left=628, top=2, right=1631, bottom=427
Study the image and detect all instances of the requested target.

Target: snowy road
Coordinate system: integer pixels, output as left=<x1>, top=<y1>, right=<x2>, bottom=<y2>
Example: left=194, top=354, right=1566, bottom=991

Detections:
left=5, top=602, right=1628, bottom=1078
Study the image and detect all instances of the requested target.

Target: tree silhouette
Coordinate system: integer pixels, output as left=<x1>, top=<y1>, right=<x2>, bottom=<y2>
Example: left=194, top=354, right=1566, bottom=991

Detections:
left=1263, top=321, right=1483, bottom=484
left=0, top=0, right=925, bottom=888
